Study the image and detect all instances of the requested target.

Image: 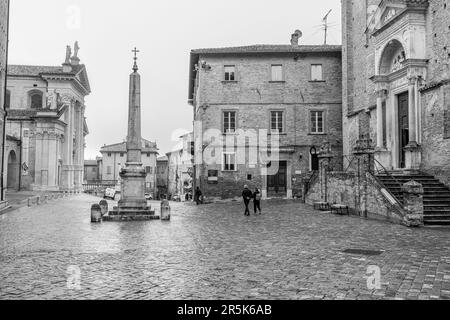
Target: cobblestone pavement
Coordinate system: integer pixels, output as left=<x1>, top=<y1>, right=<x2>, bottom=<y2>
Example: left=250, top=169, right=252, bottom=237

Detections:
left=0, top=194, right=449, bottom=300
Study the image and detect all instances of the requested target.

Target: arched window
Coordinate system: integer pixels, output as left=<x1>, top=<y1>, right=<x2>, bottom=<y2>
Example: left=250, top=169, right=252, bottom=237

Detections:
left=5, top=90, right=10, bottom=109
left=29, top=90, right=43, bottom=109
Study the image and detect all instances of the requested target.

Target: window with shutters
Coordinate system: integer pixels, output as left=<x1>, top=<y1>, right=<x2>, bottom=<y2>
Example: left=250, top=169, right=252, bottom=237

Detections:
left=223, top=111, right=236, bottom=134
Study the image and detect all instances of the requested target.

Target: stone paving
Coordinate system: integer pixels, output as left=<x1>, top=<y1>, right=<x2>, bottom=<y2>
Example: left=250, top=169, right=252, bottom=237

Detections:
left=0, top=194, right=449, bottom=300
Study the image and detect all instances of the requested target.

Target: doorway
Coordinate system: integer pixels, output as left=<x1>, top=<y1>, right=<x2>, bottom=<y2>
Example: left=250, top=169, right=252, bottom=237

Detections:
left=398, top=92, right=409, bottom=169
left=7, top=151, right=19, bottom=191
left=267, top=161, right=287, bottom=195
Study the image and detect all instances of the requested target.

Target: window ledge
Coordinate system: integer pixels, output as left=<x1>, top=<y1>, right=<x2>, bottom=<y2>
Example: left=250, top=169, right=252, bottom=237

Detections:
left=308, top=133, right=327, bottom=136
left=309, top=80, right=326, bottom=83
left=222, top=80, right=238, bottom=83
left=269, top=81, right=286, bottom=83
left=268, top=132, right=288, bottom=136
left=222, top=132, right=238, bottom=136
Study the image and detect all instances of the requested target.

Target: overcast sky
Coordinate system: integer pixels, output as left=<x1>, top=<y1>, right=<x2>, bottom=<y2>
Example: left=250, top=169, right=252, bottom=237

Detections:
left=8, top=0, right=341, bottom=159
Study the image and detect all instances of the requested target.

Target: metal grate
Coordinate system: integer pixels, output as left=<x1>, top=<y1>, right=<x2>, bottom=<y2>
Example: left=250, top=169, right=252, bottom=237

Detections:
left=342, top=249, right=384, bottom=256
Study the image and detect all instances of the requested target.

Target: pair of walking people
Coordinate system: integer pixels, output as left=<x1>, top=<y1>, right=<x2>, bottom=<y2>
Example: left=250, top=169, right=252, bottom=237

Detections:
left=242, top=185, right=262, bottom=216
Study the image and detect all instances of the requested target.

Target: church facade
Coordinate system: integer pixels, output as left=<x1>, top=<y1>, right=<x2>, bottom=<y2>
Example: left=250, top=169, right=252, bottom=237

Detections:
left=342, top=0, right=450, bottom=185
left=4, top=43, right=91, bottom=192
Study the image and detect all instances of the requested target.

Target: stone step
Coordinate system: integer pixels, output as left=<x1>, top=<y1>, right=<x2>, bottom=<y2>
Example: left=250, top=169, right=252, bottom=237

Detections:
left=424, top=220, right=450, bottom=226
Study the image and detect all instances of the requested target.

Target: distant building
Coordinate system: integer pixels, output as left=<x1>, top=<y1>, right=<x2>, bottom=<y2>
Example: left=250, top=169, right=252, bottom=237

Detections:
left=99, top=138, right=158, bottom=196
left=188, top=34, right=342, bottom=199
left=0, top=0, right=10, bottom=205
left=83, top=160, right=99, bottom=183
left=5, top=43, right=90, bottom=192
left=156, top=155, right=168, bottom=198
left=166, top=132, right=194, bottom=200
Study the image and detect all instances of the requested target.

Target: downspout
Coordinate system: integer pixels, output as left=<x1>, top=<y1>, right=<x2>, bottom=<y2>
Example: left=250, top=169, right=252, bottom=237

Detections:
left=1, top=0, right=11, bottom=201
left=18, top=121, right=22, bottom=190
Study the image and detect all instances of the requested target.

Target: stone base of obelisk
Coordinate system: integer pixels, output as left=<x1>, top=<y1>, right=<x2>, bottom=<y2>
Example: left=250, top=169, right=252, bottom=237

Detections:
left=104, top=166, right=160, bottom=221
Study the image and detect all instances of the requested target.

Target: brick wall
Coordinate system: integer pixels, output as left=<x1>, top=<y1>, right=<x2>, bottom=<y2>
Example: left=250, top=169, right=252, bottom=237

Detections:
left=194, top=50, right=343, bottom=199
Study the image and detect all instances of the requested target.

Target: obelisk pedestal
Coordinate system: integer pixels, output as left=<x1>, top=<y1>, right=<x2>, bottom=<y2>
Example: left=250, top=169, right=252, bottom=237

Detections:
left=105, top=48, right=159, bottom=221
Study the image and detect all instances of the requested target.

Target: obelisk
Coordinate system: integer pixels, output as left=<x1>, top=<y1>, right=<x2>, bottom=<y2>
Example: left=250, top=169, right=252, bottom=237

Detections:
left=106, top=48, right=158, bottom=221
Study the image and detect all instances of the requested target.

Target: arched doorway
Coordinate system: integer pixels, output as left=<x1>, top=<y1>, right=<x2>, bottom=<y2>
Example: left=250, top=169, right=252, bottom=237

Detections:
left=7, top=150, right=20, bottom=191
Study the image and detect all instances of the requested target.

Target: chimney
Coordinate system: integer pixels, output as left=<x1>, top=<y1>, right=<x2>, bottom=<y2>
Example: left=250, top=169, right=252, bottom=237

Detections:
left=290, top=29, right=303, bottom=46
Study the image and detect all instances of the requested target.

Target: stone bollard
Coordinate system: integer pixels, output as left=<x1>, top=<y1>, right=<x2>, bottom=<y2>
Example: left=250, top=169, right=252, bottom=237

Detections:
left=28, top=198, right=32, bottom=207
left=160, top=199, right=171, bottom=221
left=91, top=204, right=102, bottom=223
left=36, top=196, right=41, bottom=205
left=402, top=180, right=424, bottom=227
left=99, top=200, right=108, bottom=217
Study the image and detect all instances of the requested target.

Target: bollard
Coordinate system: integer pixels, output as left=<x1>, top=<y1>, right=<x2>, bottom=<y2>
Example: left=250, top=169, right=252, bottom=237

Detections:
left=91, top=204, right=102, bottom=223
left=37, top=196, right=41, bottom=205
left=28, top=198, right=32, bottom=207
left=160, top=199, right=171, bottom=221
left=99, top=200, right=108, bottom=217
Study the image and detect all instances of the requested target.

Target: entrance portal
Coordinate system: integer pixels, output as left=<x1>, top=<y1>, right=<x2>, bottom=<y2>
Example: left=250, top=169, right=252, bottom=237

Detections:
left=398, top=92, right=409, bottom=169
left=267, top=161, right=287, bottom=196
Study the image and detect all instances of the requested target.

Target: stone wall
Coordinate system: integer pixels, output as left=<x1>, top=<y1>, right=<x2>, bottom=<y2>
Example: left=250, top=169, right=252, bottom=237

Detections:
left=421, top=83, right=450, bottom=186
left=306, top=170, right=405, bottom=224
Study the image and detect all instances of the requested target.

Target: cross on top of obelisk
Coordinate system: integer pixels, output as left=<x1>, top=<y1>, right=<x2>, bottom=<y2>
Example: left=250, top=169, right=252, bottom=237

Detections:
left=132, top=47, right=139, bottom=72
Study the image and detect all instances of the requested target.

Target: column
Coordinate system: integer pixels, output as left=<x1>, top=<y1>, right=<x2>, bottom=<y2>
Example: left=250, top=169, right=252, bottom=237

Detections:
left=408, top=76, right=417, bottom=144
left=376, top=90, right=386, bottom=149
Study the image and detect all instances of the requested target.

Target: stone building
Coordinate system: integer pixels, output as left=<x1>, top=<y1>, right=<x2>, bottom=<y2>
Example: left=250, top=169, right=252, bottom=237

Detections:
left=342, top=0, right=450, bottom=184
left=156, top=155, right=168, bottom=198
left=188, top=34, right=342, bottom=199
left=83, top=159, right=99, bottom=183
left=0, top=0, right=10, bottom=207
left=4, top=43, right=90, bottom=192
left=166, top=132, right=193, bottom=200
left=99, top=138, right=158, bottom=196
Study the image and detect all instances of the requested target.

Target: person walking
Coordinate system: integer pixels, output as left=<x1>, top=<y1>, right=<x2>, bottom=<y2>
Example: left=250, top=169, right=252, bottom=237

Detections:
left=253, top=188, right=262, bottom=215
left=242, top=185, right=253, bottom=216
left=195, top=187, right=202, bottom=205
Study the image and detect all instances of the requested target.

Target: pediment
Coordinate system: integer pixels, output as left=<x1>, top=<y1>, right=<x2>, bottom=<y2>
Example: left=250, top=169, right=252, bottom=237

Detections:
left=74, top=66, right=91, bottom=95
left=367, top=0, right=407, bottom=34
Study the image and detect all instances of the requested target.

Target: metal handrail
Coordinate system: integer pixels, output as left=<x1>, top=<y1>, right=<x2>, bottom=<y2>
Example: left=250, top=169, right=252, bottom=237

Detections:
left=343, top=155, right=357, bottom=172
left=372, top=158, right=404, bottom=204
left=305, top=170, right=319, bottom=195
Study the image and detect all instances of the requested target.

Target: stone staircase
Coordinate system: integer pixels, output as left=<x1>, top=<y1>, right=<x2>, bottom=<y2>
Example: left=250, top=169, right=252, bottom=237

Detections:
left=377, top=172, right=450, bottom=226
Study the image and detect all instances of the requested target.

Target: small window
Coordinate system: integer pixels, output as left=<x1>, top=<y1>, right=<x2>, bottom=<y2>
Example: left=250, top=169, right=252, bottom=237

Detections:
left=145, top=166, right=151, bottom=174
left=271, top=65, right=283, bottom=82
left=30, top=91, right=43, bottom=109
left=223, top=153, right=236, bottom=171
left=247, top=174, right=252, bottom=181
left=107, top=166, right=112, bottom=174
left=311, top=111, right=325, bottom=134
left=92, top=167, right=96, bottom=173
left=223, top=111, right=236, bottom=134
left=108, top=153, right=112, bottom=157
left=311, top=64, right=323, bottom=81
left=271, top=111, right=284, bottom=133
left=5, top=90, right=10, bottom=109
left=224, top=65, right=236, bottom=81
left=147, top=153, right=151, bottom=157
left=120, top=153, right=124, bottom=157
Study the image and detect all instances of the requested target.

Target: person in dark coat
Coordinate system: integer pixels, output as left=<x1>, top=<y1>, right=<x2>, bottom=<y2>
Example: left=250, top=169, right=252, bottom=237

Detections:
left=242, top=185, right=253, bottom=216
left=194, top=187, right=202, bottom=205
left=252, top=188, right=262, bottom=215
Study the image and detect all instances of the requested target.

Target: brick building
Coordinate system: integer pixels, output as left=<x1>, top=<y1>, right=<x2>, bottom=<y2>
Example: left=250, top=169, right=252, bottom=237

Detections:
left=188, top=34, right=342, bottom=200
left=4, top=43, right=90, bottom=192
left=156, top=155, right=168, bottom=198
left=0, top=0, right=9, bottom=207
left=342, top=0, right=450, bottom=185
left=99, top=138, right=158, bottom=196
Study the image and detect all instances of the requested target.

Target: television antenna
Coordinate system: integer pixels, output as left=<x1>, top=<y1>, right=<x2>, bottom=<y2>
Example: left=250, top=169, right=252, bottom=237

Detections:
left=322, top=9, right=332, bottom=45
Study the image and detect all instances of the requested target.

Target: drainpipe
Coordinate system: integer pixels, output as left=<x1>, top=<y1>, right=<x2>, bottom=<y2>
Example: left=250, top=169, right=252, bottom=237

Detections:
left=18, top=121, right=22, bottom=190
left=1, top=0, right=11, bottom=201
